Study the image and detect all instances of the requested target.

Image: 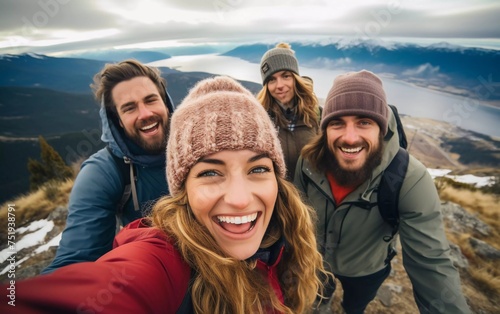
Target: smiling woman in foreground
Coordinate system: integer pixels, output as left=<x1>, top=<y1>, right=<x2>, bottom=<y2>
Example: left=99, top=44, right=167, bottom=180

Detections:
left=2, top=76, right=330, bottom=314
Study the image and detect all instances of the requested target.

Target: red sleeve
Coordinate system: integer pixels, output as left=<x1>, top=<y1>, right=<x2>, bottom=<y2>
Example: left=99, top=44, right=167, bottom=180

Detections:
left=2, top=233, right=190, bottom=314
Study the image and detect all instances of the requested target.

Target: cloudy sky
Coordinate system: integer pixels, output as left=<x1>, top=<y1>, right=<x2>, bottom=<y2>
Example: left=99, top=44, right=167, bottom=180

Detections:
left=1, top=0, right=500, bottom=55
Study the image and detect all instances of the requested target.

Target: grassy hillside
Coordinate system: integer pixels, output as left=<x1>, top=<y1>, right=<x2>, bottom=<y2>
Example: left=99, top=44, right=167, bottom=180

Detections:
left=0, top=132, right=105, bottom=204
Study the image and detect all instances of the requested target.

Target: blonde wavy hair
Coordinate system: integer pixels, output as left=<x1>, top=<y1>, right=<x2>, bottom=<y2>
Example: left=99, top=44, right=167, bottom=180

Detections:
left=151, top=174, right=331, bottom=313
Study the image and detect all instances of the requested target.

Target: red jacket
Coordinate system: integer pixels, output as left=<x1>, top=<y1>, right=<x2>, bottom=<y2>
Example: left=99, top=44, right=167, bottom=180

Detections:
left=1, top=219, right=284, bottom=314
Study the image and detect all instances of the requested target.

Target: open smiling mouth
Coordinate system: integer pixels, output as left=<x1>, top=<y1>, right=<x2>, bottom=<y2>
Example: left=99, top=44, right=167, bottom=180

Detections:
left=140, top=122, right=159, bottom=134
left=214, top=212, right=260, bottom=234
left=340, top=146, right=363, bottom=154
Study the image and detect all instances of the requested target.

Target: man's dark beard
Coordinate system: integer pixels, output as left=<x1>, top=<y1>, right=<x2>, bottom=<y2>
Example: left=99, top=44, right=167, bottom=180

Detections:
left=129, top=120, right=169, bottom=155
left=324, top=139, right=384, bottom=187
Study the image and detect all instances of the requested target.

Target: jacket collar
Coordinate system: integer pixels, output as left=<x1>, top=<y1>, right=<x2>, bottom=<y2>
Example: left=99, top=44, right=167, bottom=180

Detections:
left=251, top=237, right=285, bottom=267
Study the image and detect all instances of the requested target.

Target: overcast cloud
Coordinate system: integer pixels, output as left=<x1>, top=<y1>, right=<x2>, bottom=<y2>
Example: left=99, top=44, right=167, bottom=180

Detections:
left=1, top=0, right=499, bottom=55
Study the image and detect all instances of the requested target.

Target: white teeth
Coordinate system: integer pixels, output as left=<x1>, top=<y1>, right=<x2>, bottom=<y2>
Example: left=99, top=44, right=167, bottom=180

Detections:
left=217, top=213, right=258, bottom=225
left=141, top=122, right=158, bottom=131
left=341, top=147, right=362, bottom=153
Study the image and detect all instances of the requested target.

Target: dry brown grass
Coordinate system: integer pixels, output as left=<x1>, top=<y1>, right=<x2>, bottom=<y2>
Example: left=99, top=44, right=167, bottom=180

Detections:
left=440, top=186, right=500, bottom=232
left=0, top=179, right=73, bottom=240
left=439, top=185, right=500, bottom=313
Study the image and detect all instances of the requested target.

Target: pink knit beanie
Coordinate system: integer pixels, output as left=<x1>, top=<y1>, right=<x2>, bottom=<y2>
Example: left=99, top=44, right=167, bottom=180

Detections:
left=321, top=70, right=389, bottom=135
left=167, top=76, right=286, bottom=195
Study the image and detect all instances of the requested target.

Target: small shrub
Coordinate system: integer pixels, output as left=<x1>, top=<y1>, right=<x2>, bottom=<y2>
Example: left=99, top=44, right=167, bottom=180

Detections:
left=43, top=181, right=60, bottom=201
left=28, top=136, right=74, bottom=191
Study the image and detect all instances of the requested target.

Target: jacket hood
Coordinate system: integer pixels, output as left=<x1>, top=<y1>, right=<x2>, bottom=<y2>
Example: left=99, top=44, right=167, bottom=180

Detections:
left=373, top=107, right=402, bottom=177
left=99, top=91, right=175, bottom=168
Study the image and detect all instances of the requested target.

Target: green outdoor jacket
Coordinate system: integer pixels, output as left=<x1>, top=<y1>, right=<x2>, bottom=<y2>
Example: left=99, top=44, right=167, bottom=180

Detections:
left=294, top=111, right=471, bottom=313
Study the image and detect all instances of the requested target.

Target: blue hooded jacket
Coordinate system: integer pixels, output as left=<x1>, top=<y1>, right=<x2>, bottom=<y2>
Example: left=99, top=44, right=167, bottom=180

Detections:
left=42, top=91, right=175, bottom=274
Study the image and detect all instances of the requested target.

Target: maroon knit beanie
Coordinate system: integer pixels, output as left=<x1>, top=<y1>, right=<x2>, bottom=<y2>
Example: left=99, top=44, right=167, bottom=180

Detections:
left=167, top=76, right=286, bottom=195
left=321, top=70, right=388, bottom=135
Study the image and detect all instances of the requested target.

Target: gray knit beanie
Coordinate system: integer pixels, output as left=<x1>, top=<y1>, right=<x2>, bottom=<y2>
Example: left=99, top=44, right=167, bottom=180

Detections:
left=167, top=76, right=286, bottom=195
left=321, top=70, right=389, bottom=135
left=260, top=43, right=299, bottom=84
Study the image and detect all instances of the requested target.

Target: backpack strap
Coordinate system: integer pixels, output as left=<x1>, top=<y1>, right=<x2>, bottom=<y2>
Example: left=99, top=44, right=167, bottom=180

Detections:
left=388, top=104, right=408, bottom=149
left=106, top=147, right=139, bottom=231
left=378, top=147, right=409, bottom=244
left=123, top=156, right=139, bottom=211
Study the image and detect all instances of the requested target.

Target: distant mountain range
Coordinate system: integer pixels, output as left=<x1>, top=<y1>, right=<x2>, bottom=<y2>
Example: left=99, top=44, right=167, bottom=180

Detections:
left=222, top=41, right=500, bottom=104
left=63, top=50, right=172, bottom=64
left=64, top=45, right=235, bottom=61
left=0, top=53, right=261, bottom=203
left=0, top=54, right=106, bottom=93
left=0, top=40, right=498, bottom=203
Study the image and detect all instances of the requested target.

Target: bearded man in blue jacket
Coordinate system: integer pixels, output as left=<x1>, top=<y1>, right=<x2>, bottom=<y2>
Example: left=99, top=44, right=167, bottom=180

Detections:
left=43, top=60, right=175, bottom=273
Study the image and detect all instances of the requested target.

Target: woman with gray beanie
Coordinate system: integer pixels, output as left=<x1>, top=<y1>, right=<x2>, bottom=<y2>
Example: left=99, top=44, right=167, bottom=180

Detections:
left=257, top=42, right=321, bottom=181
left=2, top=76, right=332, bottom=314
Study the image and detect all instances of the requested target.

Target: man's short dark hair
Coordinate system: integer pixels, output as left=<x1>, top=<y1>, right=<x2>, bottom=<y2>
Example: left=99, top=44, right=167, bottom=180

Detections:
left=91, top=59, right=167, bottom=116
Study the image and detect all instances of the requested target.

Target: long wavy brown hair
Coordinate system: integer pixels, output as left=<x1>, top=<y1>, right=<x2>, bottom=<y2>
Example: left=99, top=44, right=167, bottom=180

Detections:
left=151, top=173, right=331, bottom=313
left=257, top=65, right=320, bottom=130
left=300, top=131, right=330, bottom=173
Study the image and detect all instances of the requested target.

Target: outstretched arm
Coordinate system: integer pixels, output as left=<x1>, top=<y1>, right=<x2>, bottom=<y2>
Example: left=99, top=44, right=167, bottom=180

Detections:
left=42, top=150, right=122, bottom=274
left=3, top=227, right=190, bottom=313
left=399, top=159, right=470, bottom=313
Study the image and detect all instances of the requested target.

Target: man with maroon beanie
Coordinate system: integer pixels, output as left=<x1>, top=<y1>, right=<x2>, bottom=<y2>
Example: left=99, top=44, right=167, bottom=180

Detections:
left=295, top=70, right=470, bottom=313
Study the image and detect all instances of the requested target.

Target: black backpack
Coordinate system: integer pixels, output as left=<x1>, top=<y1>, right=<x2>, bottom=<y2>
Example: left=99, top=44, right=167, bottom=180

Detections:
left=378, top=105, right=409, bottom=242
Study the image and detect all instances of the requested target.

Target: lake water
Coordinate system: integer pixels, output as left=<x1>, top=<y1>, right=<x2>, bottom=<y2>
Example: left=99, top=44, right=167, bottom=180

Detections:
left=149, top=54, right=500, bottom=138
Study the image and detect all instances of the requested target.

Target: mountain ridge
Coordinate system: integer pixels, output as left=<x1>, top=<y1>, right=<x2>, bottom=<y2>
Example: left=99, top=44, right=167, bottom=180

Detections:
left=0, top=51, right=498, bottom=204
left=222, top=41, right=500, bottom=105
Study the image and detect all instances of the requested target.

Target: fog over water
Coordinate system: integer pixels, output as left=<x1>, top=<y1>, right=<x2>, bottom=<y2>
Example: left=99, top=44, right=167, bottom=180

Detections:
left=149, top=54, right=500, bottom=138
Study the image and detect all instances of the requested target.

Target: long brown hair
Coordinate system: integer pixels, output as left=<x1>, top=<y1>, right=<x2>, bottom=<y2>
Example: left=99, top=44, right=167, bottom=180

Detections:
left=301, top=132, right=330, bottom=173
left=151, top=174, right=331, bottom=313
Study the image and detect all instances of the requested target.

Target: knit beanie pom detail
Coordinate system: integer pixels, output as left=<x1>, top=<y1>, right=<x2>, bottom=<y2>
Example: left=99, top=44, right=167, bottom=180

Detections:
left=260, top=42, right=299, bottom=84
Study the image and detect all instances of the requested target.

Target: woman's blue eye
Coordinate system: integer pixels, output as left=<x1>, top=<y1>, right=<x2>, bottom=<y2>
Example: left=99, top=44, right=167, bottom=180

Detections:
left=197, top=170, right=218, bottom=177
left=251, top=166, right=271, bottom=174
